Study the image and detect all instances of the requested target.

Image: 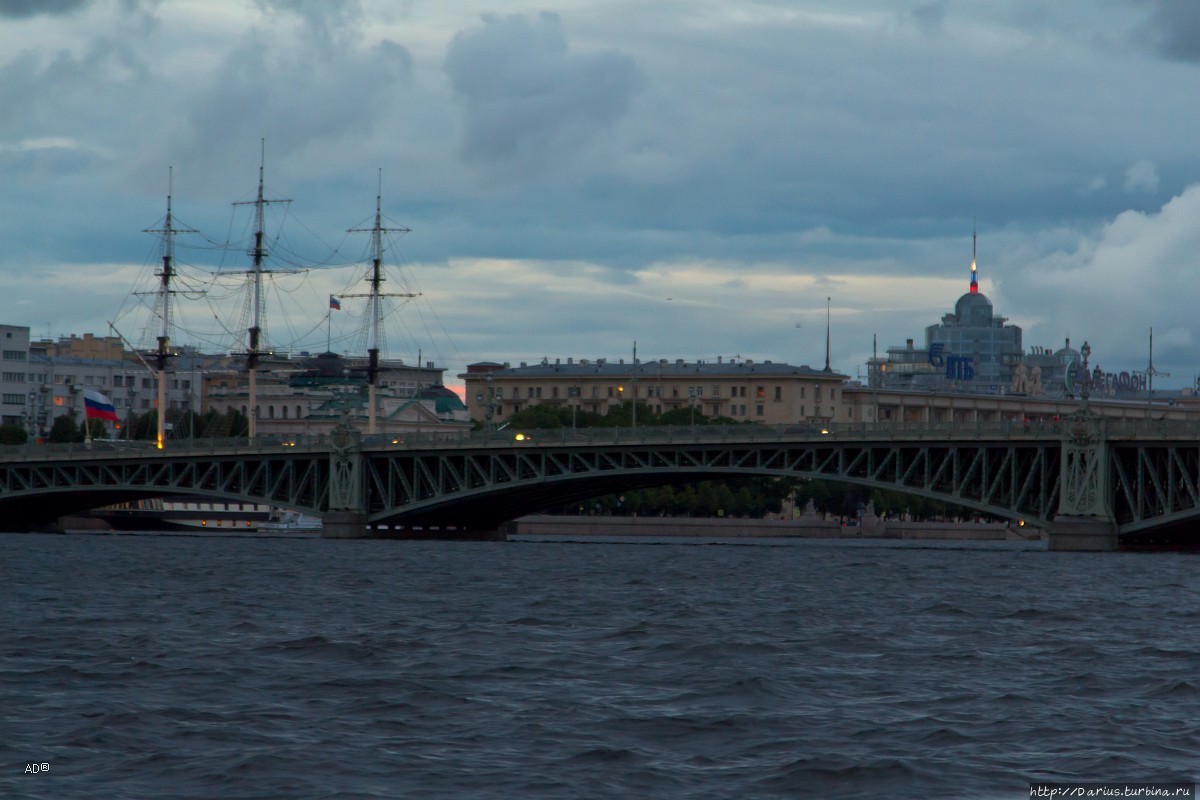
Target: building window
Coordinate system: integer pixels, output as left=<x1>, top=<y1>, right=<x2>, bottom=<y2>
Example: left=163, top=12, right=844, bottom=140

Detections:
left=2, top=350, right=26, bottom=361
left=755, top=404, right=764, bottom=416
left=2, top=372, right=25, bottom=383
left=756, top=386, right=765, bottom=399
left=552, top=387, right=559, bottom=398
left=2, top=394, right=22, bottom=404
left=527, top=387, right=534, bottom=399
left=535, top=387, right=542, bottom=399
left=774, top=386, right=782, bottom=401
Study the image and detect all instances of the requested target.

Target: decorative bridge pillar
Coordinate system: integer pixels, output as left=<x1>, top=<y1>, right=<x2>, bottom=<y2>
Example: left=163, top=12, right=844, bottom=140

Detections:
left=1049, top=342, right=1117, bottom=552
left=321, top=422, right=369, bottom=539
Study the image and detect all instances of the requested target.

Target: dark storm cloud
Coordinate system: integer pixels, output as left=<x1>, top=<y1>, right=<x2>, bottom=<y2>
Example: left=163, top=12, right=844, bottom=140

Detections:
left=161, top=26, right=414, bottom=202
left=1135, top=0, right=1200, bottom=62
left=444, top=12, right=642, bottom=173
left=0, top=0, right=89, bottom=17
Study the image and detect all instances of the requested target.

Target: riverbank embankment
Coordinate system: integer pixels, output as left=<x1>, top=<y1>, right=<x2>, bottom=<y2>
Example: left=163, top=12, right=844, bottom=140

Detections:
left=510, top=514, right=1044, bottom=542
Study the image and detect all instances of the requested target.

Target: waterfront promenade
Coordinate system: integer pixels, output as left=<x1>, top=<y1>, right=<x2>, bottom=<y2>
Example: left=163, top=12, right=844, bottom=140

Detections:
left=509, top=513, right=1044, bottom=543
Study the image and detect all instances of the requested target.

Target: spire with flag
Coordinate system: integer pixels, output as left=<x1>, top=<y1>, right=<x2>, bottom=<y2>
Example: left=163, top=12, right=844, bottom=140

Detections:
left=969, top=224, right=979, bottom=295
left=329, top=295, right=342, bottom=311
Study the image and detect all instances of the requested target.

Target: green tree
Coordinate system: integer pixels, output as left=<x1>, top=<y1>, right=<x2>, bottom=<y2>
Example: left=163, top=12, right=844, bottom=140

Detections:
left=0, top=423, right=28, bottom=445
left=47, top=415, right=79, bottom=443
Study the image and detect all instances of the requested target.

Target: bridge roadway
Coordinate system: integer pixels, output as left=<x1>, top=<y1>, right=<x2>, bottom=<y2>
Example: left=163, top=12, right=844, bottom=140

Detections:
left=2, top=417, right=1199, bottom=550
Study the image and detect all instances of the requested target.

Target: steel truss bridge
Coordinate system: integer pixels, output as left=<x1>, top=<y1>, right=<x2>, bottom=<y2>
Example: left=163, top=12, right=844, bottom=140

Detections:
left=2, top=418, right=1199, bottom=546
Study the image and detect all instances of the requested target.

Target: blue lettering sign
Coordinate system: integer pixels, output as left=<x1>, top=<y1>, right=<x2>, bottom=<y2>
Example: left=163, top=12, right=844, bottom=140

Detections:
left=928, top=343, right=945, bottom=368
left=946, top=356, right=974, bottom=381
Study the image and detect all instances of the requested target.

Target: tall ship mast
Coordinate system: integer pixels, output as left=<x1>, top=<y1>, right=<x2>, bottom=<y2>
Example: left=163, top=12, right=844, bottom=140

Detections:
left=233, top=142, right=289, bottom=440
left=346, top=172, right=414, bottom=434
left=142, top=167, right=194, bottom=449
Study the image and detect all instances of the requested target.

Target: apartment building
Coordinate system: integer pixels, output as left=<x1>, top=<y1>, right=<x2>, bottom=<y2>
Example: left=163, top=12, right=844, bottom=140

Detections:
left=461, top=356, right=853, bottom=426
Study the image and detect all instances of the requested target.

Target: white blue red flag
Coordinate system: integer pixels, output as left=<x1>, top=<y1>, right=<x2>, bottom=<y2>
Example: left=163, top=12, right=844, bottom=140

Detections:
left=329, top=295, right=342, bottom=311
left=84, top=389, right=119, bottom=422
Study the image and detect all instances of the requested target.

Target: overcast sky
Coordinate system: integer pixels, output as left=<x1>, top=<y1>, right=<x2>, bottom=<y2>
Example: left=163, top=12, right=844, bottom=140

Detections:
left=3, top=0, right=1200, bottom=389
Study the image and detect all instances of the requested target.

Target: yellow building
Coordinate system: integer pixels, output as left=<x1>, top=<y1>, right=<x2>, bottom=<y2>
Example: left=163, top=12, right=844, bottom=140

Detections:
left=461, top=356, right=853, bottom=426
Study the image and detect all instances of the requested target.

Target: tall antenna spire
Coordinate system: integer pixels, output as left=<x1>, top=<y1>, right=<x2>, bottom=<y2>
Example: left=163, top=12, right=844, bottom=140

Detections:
left=346, top=169, right=413, bottom=434
left=233, top=139, right=290, bottom=439
left=823, top=296, right=832, bottom=373
left=970, top=219, right=979, bottom=295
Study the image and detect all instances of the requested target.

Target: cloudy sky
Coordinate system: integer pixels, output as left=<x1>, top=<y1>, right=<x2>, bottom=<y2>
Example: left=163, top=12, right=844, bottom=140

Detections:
left=4, top=0, right=1200, bottom=390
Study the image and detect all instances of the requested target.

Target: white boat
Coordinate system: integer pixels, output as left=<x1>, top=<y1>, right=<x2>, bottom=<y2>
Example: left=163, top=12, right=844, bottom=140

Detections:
left=259, top=508, right=323, bottom=531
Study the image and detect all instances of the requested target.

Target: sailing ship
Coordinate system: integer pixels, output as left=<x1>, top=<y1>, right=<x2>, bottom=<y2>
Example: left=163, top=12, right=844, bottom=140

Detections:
left=87, top=147, right=463, bottom=532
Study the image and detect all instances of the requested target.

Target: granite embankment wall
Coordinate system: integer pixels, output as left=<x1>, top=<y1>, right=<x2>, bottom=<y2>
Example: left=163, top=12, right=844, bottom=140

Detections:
left=511, top=514, right=1044, bottom=542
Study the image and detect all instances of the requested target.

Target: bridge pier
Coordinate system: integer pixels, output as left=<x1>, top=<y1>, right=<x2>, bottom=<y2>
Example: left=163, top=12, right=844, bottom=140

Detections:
left=1047, top=516, right=1118, bottom=552
left=321, top=511, right=371, bottom=539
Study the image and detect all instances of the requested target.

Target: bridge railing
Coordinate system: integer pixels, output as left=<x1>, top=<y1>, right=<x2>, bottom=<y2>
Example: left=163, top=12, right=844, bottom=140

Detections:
left=4, top=416, right=1199, bottom=462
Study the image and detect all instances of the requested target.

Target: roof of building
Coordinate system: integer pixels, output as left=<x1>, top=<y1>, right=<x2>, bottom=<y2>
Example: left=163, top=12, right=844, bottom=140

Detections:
left=462, top=359, right=848, bottom=380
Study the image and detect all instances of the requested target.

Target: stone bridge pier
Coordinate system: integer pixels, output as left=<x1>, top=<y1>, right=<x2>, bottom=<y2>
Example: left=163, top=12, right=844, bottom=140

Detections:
left=321, top=424, right=370, bottom=539
left=1046, top=388, right=1117, bottom=552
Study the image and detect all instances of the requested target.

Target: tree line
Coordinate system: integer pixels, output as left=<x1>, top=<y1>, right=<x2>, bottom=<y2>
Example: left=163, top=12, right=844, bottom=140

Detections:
left=0, top=408, right=251, bottom=446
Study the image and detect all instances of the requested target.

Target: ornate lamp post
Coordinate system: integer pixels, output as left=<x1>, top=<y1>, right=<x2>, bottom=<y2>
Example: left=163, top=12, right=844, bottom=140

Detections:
left=1079, top=341, right=1091, bottom=415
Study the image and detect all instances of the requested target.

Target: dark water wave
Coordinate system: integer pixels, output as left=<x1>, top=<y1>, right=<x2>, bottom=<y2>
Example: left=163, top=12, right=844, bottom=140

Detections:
left=3, top=532, right=1199, bottom=799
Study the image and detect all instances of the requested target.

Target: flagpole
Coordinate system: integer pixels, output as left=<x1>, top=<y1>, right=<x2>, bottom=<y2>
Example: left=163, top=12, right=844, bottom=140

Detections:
left=327, top=308, right=332, bottom=354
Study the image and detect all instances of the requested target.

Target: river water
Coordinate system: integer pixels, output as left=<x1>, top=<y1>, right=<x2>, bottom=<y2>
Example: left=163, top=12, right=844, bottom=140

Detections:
left=3, top=531, right=1198, bottom=799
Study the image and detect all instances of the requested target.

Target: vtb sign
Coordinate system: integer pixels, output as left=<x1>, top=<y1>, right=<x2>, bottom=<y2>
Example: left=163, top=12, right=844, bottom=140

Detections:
left=929, top=343, right=974, bottom=381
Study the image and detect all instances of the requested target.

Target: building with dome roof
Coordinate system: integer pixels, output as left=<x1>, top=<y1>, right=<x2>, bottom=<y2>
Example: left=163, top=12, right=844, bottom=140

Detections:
left=868, top=238, right=1027, bottom=393
left=865, top=237, right=1148, bottom=402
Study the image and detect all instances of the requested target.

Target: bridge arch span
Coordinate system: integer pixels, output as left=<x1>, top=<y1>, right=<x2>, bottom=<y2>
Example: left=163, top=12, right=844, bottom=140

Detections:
left=361, top=437, right=1062, bottom=530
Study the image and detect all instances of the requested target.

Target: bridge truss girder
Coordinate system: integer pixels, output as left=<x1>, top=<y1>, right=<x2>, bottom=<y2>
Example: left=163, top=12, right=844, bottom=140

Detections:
left=0, top=451, right=329, bottom=529
left=362, top=439, right=1063, bottom=528
left=1110, top=442, right=1200, bottom=533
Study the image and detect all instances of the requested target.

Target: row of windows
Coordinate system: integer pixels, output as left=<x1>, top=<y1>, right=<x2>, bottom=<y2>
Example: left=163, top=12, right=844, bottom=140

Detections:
left=2, top=372, right=24, bottom=383
left=3, top=350, right=26, bottom=361
left=491, top=384, right=809, bottom=401
left=227, top=405, right=306, bottom=419
left=2, top=393, right=26, bottom=404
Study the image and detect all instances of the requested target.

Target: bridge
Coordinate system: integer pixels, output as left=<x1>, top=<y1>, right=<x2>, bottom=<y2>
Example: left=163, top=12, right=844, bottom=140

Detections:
left=3, top=410, right=1200, bottom=550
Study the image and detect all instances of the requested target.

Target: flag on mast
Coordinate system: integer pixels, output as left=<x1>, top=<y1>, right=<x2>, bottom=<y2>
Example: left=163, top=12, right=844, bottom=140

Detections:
left=329, top=295, right=342, bottom=311
left=84, top=389, right=119, bottom=422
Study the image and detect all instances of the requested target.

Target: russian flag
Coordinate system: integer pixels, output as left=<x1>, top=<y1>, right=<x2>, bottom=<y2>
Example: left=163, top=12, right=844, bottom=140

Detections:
left=84, top=389, right=119, bottom=422
left=329, top=295, right=342, bottom=311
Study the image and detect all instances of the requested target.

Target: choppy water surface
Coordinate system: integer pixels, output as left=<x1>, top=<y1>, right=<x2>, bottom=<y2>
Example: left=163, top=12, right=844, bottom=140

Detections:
left=3, top=532, right=1198, bottom=799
